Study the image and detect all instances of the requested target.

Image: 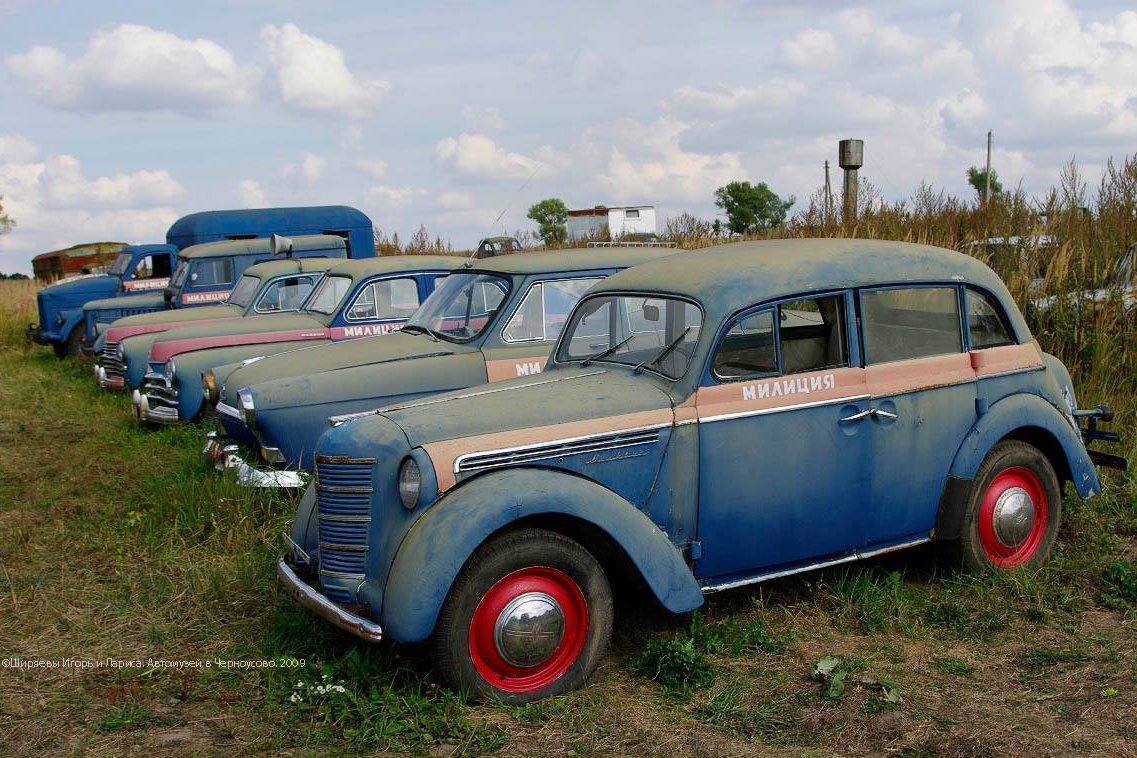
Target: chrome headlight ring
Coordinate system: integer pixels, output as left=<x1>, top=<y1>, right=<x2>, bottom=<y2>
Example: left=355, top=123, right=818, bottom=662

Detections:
left=202, top=369, right=218, bottom=404
left=398, top=457, right=422, bottom=510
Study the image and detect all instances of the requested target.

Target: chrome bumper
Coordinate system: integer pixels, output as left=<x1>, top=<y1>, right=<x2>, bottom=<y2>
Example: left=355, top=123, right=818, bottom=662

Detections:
left=93, top=364, right=125, bottom=391
left=132, top=390, right=179, bottom=424
left=277, top=556, right=383, bottom=643
left=204, top=432, right=306, bottom=488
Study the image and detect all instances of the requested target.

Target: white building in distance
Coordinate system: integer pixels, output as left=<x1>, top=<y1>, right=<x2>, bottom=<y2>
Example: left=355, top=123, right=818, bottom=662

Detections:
left=567, top=206, right=657, bottom=241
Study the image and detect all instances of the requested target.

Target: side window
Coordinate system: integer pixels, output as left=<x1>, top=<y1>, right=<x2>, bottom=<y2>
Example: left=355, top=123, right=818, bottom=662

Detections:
left=712, top=310, right=776, bottom=379
left=966, top=287, right=1015, bottom=349
left=347, top=278, right=421, bottom=321
left=777, top=295, right=849, bottom=374
left=132, top=255, right=155, bottom=279
left=188, top=259, right=234, bottom=287
left=711, top=294, right=847, bottom=381
left=256, top=276, right=317, bottom=313
left=502, top=278, right=600, bottom=343
left=861, top=287, right=962, bottom=364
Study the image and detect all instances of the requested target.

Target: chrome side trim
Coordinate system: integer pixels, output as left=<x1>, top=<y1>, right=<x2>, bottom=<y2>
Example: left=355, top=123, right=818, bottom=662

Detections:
left=701, top=536, right=933, bottom=594
left=277, top=557, right=382, bottom=643
left=454, top=424, right=667, bottom=475
left=699, top=394, right=871, bottom=425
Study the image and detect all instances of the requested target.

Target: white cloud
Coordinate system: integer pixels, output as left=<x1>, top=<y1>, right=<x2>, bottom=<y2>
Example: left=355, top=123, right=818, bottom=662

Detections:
left=780, top=28, right=840, bottom=68
left=238, top=180, right=267, bottom=207
left=439, top=191, right=475, bottom=209
left=357, top=159, right=388, bottom=179
left=365, top=184, right=428, bottom=209
left=436, top=133, right=545, bottom=181
left=283, top=153, right=327, bottom=181
left=667, top=81, right=806, bottom=114
left=0, top=134, right=38, bottom=163
left=261, top=23, right=389, bottom=119
left=461, top=105, right=508, bottom=132
left=0, top=153, right=182, bottom=274
left=4, top=24, right=261, bottom=114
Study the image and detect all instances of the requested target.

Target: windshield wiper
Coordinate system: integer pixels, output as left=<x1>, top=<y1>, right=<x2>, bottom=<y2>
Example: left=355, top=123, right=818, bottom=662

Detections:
left=634, top=327, right=691, bottom=374
left=401, top=324, right=439, bottom=342
left=581, top=335, right=634, bottom=367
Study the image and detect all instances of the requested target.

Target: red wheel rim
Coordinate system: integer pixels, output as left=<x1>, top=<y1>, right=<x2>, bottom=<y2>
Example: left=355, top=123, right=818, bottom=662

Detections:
left=469, top=566, right=588, bottom=693
left=978, top=466, right=1048, bottom=567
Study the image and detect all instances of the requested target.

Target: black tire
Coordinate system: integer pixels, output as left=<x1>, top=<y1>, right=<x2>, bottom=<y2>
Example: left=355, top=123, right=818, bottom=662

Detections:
left=432, top=528, right=613, bottom=704
left=53, top=326, right=84, bottom=358
left=953, top=440, right=1061, bottom=572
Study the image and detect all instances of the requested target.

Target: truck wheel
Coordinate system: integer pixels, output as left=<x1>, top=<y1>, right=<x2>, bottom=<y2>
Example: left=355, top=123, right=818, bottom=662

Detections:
left=433, top=528, right=613, bottom=703
left=954, top=440, right=1061, bottom=572
left=53, top=327, right=83, bottom=358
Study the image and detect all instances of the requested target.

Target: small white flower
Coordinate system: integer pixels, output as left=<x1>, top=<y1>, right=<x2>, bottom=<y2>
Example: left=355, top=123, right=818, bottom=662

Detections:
left=289, top=693, right=301, bottom=704
left=333, top=685, right=346, bottom=694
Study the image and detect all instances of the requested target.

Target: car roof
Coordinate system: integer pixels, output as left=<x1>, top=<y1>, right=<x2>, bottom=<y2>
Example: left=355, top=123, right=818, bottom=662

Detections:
left=240, top=257, right=346, bottom=278
left=587, top=238, right=1030, bottom=334
left=460, top=245, right=678, bottom=276
left=178, top=234, right=347, bottom=259
left=322, top=254, right=470, bottom=278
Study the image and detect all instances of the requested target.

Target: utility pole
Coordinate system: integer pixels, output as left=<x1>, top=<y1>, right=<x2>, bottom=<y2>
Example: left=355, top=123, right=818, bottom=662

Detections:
left=984, top=130, right=993, bottom=205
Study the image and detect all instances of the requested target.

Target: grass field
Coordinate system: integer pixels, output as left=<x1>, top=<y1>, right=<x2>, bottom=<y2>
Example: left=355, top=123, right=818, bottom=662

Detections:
left=1, top=182, right=1135, bottom=755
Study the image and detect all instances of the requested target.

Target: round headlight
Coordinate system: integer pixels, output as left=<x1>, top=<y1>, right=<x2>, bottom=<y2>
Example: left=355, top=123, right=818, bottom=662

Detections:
left=164, top=360, right=177, bottom=383
left=237, top=387, right=256, bottom=430
left=398, top=457, right=421, bottom=510
left=115, top=343, right=125, bottom=361
left=202, top=369, right=218, bottom=404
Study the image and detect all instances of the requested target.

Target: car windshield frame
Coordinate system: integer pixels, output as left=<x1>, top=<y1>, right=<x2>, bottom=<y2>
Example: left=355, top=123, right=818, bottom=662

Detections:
left=403, top=271, right=512, bottom=344
left=108, top=253, right=132, bottom=277
left=301, top=274, right=354, bottom=316
left=225, top=274, right=260, bottom=309
left=554, top=292, right=704, bottom=380
left=169, top=259, right=190, bottom=289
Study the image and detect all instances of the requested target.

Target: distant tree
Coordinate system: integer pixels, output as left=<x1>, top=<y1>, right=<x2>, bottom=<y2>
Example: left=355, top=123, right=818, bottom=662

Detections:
left=967, top=166, right=1003, bottom=201
left=713, top=181, right=795, bottom=234
left=527, top=198, right=568, bottom=245
left=0, top=195, right=14, bottom=236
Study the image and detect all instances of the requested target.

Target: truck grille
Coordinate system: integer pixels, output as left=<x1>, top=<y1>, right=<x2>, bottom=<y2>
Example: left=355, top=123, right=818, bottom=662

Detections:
left=314, top=455, right=376, bottom=604
left=100, top=341, right=126, bottom=382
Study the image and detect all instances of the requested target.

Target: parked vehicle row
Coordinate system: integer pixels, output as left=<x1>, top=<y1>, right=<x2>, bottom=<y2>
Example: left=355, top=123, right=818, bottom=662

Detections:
left=54, top=236, right=1127, bottom=703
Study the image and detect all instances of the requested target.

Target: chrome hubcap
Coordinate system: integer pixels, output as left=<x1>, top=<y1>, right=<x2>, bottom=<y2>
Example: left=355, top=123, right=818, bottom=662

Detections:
left=992, top=486, right=1035, bottom=547
left=493, top=592, right=565, bottom=668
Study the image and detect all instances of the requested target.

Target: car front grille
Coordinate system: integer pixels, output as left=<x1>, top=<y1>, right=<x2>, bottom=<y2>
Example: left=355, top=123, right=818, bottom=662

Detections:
left=314, top=454, right=376, bottom=604
left=100, top=341, right=125, bottom=382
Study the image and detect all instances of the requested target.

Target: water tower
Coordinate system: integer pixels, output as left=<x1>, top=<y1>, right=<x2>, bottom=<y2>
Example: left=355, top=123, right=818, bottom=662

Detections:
left=839, top=139, right=864, bottom=221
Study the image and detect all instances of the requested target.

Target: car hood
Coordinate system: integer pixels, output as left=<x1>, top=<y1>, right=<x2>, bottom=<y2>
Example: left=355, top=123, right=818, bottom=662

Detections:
left=149, top=312, right=325, bottom=362
left=105, top=303, right=243, bottom=342
left=339, top=366, right=676, bottom=452
left=221, top=332, right=481, bottom=409
left=40, top=274, right=119, bottom=301
left=84, top=291, right=166, bottom=312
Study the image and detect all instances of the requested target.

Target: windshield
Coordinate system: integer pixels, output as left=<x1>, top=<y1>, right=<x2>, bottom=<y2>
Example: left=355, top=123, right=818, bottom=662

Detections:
left=226, top=274, right=260, bottom=308
left=170, top=259, right=190, bottom=289
left=302, top=275, right=353, bottom=315
left=555, top=294, right=703, bottom=379
left=404, top=272, right=510, bottom=342
left=108, top=253, right=132, bottom=277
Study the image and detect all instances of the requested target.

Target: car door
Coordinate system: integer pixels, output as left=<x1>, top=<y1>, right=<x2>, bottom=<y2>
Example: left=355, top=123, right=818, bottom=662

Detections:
left=694, top=292, right=871, bottom=582
left=857, top=285, right=978, bottom=548
left=483, top=276, right=604, bottom=380
left=330, top=275, right=428, bottom=339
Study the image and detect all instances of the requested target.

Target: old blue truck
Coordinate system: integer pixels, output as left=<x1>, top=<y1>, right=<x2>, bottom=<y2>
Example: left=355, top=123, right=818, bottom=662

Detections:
left=278, top=238, right=1123, bottom=703
left=27, top=205, right=373, bottom=357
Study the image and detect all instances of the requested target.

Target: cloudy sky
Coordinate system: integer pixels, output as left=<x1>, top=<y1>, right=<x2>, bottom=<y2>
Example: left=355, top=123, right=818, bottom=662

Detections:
left=1, top=0, right=1135, bottom=274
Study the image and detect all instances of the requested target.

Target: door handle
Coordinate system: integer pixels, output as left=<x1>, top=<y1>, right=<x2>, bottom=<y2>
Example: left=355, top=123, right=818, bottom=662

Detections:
left=840, top=409, right=873, bottom=423
left=840, top=407, right=898, bottom=424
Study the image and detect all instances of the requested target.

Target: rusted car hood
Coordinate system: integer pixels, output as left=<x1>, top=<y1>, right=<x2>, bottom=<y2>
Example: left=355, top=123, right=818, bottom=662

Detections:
left=149, top=312, right=326, bottom=362
left=366, top=367, right=676, bottom=451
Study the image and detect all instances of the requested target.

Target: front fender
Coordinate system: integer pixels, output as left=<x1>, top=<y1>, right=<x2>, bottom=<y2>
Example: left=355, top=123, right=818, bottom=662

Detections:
left=948, top=391, right=1100, bottom=498
left=381, top=467, right=703, bottom=642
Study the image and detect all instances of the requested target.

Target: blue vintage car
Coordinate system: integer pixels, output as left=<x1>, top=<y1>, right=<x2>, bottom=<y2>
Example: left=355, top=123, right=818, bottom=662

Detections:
left=94, top=254, right=344, bottom=391
left=204, top=246, right=678, bottom=486
left=132, top=255, right=465, bottom=425
left=279, top=238, right=1122, bottom=703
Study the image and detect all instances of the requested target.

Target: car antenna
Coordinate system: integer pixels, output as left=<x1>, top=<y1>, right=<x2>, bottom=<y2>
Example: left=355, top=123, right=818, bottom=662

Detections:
left=477, top=164, right=542, bottom=258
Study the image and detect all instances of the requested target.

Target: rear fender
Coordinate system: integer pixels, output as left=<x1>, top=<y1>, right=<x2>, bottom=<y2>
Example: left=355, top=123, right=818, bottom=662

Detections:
left=381, top=467, right=703, bottom=642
